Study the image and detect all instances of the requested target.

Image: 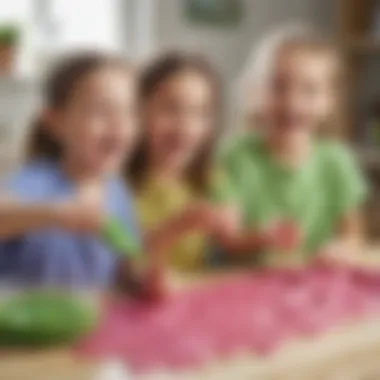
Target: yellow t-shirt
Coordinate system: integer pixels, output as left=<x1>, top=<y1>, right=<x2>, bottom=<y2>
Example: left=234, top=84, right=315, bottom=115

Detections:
left=136, top=177, right=208, bottom=272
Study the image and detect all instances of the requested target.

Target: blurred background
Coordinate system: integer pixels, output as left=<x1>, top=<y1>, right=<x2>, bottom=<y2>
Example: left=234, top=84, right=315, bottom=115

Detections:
left=0, top=0, right=379, bottom=238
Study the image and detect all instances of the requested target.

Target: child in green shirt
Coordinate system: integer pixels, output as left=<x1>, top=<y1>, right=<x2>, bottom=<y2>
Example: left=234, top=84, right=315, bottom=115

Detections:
left=215, top=26, right=367, bottom=266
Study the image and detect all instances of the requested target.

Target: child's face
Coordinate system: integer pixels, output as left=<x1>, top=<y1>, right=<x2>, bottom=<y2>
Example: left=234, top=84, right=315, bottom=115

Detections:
left=258, top=47, right=335, bottom=136
left=144, top=70, right=214, bottom=173
left=56, top=67, right=137, bottom=175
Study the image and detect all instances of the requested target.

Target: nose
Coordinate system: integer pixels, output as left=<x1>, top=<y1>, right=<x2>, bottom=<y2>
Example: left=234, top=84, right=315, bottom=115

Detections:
left=284, top=89, right=305, bottom=113
left=110, top=115, right=130, bottom=136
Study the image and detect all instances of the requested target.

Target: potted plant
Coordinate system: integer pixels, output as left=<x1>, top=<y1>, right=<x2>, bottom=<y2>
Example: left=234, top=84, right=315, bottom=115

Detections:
left=0, top=24, right=20, bottom=74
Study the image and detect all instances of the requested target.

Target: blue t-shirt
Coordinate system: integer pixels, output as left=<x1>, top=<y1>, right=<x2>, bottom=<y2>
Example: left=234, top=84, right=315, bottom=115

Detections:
left=0, top=160, right=140, bottom=288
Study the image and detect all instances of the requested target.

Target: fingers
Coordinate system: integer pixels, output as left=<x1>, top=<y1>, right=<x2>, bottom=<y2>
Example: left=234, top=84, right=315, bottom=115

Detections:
left=210, top=205, right=242, bottom=240
left=265, top=220, right=302, bottom=252
left=77, top=182, right=105, bottom=208
left=316, top=242, right=359, bottom=268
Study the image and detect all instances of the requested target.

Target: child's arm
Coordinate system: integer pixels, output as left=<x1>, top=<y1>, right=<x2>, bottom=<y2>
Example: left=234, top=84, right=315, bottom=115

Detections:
left=317, top=144, right=367, bottom=264
left=144, top=203, right=281, bottom=259
left=213, top=225, right=267, bottom=254
left=208, top=167, right=282, bottom=255
left=107, top=203, right=241, bottom=300
left=337, top=210, right=363, bottom=243
left=212, top=173, right=301, bottom=255
left=318, top=210, right=364, bottom=264
left=0, top=198, right=102, bottom=240
left=124, top=204, right=248, bottom=300
left=144, top=202, right=216, bottom=260
left=214, top=222, right=301, bottom=256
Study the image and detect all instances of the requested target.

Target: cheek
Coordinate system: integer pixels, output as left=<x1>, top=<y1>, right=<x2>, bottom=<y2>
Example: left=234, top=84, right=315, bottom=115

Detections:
left=127, top=123, right=138, bottom=143
left=267, top=94, right=282, bottom=114
left=299, top=95, right=331, bottom=126
left=188, top=121, right=212, bottom=149
left=258, top=91, right=283, bottom=123
left=81, top=122, right=105, bottom=150
left=66, top=120, right=108, bottom=164
left=152, top=117, right=174, bottom=135
left=122, top=124, right=139, bottom=156
left=316, top=96, right=334, bottom=119
left=261, top=85, right=283, bottom=109
left=60, top=115, right=99, bottom=154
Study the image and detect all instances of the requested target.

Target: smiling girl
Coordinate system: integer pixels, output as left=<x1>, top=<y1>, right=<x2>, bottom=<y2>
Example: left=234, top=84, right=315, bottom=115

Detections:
left=128, top=52, right=238, bottom=272
left=0, top=52, right=141, bottom=287
left=216, top=26, right=367, bottom=266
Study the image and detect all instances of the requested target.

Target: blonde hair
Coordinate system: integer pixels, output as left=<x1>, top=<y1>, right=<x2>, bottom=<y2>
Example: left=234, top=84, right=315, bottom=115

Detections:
left=237, top=23, right=345, bottom=136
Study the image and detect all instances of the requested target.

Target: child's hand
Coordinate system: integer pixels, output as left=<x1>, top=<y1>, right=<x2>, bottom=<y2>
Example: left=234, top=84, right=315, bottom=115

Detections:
left=265, top=220, right=302, bottom=252
left=317, top=241, right=360, bottom=267
left=183, top=202, right=217, bottom=230
left=211, top=205, right=241, bottom=240
left=54, top=184, right=106, bottom=233
left=117, top=260, right=168, bottom=302
left=185, top=202, right=240, bottom=236
left=54, top=199, right=105, bottom=233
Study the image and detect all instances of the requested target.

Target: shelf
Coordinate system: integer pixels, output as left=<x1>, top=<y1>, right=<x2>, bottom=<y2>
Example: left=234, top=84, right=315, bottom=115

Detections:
left=356, top=147, right=380, bottom=169
left=341, top=38, right=380, bottom=54
left=0, top=75, right=36, bottom=92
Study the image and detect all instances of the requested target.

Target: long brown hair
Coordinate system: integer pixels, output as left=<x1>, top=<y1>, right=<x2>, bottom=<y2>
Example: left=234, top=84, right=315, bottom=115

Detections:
left=27, top=52, right=132, bottom=161
left=128, top=52, right=222, bottom=193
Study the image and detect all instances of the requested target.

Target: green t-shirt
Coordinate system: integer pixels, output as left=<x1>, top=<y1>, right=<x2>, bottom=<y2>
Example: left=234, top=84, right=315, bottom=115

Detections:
left=214, top=134, right=367, bottom=258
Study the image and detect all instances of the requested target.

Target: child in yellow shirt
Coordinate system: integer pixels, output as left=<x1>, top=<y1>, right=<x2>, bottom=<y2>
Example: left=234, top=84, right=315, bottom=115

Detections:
left=127, top=52, right=236, bottom=272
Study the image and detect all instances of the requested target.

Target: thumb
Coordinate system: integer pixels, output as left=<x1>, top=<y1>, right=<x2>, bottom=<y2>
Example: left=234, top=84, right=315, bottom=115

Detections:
left=78, top=182, right=105, bottom=208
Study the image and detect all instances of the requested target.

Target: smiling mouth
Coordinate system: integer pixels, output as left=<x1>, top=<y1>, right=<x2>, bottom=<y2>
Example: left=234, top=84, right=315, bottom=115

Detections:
left=164, top=135, right=191, bottom=152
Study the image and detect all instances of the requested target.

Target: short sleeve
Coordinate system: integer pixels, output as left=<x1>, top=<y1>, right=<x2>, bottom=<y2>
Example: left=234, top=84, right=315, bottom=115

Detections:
left=208, top=168, right=238, bottom=204
left=325, top=143, right=368, bottom=217
left=1, top=162, right=58, bottom=201
left=107, top=178, right=142, bottom=245
left=209, top=134, right=249, bottom=204
left=2, top=169, right=31, bottom=199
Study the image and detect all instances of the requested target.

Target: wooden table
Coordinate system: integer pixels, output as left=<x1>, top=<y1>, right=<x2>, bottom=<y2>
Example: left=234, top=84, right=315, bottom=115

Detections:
left=1, top=248, right=380, bottom=380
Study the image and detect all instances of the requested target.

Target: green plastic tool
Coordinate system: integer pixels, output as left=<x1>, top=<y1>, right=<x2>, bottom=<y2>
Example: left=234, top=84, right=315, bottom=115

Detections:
left=102, top=218, right=142, bottom=258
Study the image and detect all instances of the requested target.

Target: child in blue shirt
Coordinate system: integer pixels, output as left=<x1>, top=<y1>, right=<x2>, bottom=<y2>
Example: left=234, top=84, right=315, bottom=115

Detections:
left=0, top=53, right=141, bottom=288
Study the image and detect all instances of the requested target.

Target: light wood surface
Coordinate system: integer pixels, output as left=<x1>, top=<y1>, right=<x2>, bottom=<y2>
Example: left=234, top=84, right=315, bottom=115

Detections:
left=1, top=248, right=380, bottom=380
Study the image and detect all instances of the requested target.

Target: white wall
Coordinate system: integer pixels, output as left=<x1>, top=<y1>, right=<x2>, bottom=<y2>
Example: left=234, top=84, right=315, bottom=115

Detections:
left=153, top=0, right=336, bottom=87
left=0, top=78, right=38, bottom=176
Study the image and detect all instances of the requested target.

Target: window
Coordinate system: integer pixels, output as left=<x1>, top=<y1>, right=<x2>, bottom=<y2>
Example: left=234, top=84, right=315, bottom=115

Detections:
left=0, top=0, right=123, bottom=76
left=0, top=0, right=31, bottom=24
left=44, top=0, right=121, bottom=51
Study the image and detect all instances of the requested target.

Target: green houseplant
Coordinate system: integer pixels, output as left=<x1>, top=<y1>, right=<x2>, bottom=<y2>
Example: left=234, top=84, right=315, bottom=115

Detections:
left=0, top=24, right=20, bottom=74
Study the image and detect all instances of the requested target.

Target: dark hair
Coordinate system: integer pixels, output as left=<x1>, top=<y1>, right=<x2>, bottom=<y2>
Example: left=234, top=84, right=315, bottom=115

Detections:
left=128, top=52, right=222, bottom=192
left=27, top=51, right=132, bottom=160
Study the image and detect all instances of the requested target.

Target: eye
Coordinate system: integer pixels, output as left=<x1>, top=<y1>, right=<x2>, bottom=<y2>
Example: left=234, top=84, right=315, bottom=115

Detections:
left=159, top=100, right=181, bottom=117
left=125, top=104, right=134, bottom=117
left=89, top=100, right=113, bottom=116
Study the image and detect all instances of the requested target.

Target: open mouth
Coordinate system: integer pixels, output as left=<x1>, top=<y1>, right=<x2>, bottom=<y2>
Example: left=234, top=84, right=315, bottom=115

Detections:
left=99, top=138, right=123, bottom=157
